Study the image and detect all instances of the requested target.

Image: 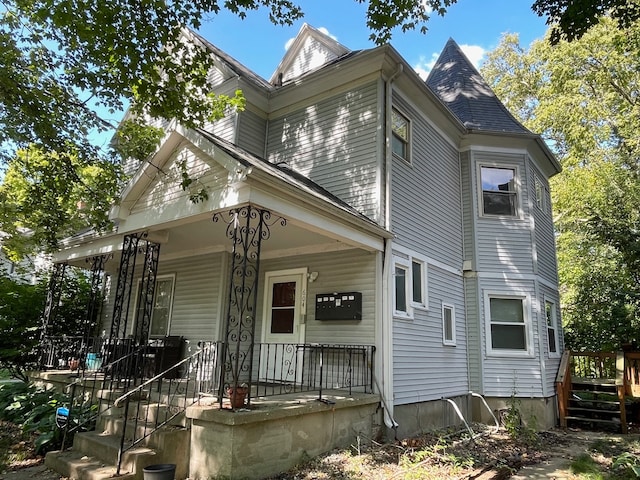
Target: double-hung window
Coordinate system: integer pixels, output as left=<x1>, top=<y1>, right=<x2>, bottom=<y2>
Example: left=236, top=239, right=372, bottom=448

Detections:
left=546, top=300, right=559, bottom=356
left=393, top=253, right=427, bottom=318
left=486, top=294, right=531, bottom=355
left=534, top=175, right=545, bottom=211
left=391, top=108, right=410, bottom=163
left=480, top=166, right=518, bottom=216
left=134, top=274, right=176, bottom=338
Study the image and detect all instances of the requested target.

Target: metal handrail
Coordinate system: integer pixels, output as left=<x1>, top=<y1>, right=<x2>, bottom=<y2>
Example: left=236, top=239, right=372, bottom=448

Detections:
left=113, top=342, right=220, bottom=475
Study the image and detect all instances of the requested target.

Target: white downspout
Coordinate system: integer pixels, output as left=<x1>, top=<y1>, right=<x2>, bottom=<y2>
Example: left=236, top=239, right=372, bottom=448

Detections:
left=380, top=64, right=403, bottom=431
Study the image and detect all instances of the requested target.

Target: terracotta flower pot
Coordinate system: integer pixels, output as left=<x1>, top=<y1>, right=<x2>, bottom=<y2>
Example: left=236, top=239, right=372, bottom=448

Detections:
left=68, top=358, right=79, bottom=371
left=226, top=385, right=248, bottom=408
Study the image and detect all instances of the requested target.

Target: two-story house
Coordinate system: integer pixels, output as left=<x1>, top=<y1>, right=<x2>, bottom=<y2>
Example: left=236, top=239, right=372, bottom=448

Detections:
left=45, top=24, right=562, bottom=478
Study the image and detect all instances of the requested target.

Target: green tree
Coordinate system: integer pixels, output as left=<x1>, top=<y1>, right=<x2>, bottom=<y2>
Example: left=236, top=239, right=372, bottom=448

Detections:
left=0, top=269, right=93, bottom=381
left=481, top=19, right=640, bottom=350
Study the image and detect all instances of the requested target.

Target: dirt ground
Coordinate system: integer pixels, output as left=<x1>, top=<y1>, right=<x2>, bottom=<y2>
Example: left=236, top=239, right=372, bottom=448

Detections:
left=0, top=425, right=631, bottom=480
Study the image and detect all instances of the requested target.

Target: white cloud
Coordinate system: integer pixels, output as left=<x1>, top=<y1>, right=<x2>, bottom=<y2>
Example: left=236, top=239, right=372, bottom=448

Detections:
left=412, top=44, right=486, bottom=80
left=459, top=44, right=486, bottom=69
left=413, top=53, right=439, bottom=80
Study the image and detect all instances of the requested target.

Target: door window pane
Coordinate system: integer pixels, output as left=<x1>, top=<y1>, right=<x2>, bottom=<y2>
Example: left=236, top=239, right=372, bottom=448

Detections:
left=149, top=277, right=174, bottom=337
left=270, top=282, right=296, bottom=334
left=412, top=261, right=422, bottom=304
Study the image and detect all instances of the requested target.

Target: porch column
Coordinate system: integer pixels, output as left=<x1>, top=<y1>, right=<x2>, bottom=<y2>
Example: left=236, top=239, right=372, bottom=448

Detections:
left=80, top=254, right=109, bottom=360
left=39, top=262, right=67, bottom=367
left=108, top=232, right=161, bottom=344
left=213, top=205, right=286, bottom=403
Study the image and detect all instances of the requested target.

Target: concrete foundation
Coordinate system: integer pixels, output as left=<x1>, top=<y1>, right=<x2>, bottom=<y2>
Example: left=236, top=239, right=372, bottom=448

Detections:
left=186, top=393, right=381, bottom=480
left=473, top=395, right=558, bottom=430
left=391, top=394, right=468, bottom=439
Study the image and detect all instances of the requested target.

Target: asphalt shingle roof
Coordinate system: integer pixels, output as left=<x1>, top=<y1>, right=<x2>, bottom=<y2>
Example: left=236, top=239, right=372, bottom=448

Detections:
left=426, top=38, right=530, bottom=134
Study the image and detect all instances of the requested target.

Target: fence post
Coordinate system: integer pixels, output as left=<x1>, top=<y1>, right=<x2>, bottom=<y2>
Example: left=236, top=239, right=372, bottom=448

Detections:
left=616, top=351, right=628, bottom=433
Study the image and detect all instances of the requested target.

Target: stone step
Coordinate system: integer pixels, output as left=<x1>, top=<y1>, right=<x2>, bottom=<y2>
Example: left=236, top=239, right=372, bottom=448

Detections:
left=45, top=449, right=137, bottom=480
left=72, top=430, right=156, bottom=474
left=100, top=415, right=188, bottom=448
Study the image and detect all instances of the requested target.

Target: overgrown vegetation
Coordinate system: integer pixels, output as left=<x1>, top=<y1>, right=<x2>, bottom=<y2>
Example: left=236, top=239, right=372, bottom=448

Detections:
left=570, top=437, right=640, bottom=479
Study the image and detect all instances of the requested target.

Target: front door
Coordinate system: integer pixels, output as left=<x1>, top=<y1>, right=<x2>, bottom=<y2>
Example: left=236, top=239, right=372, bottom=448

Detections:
left=260, top=268, right=307, bottom=382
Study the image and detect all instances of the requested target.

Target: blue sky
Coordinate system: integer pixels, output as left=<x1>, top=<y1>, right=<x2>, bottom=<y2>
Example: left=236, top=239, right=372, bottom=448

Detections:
left=197, top=0, right=550, bottom=80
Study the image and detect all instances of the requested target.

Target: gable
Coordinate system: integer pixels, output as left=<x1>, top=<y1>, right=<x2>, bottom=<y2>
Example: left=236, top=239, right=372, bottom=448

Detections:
left=128, top=142, right=230, bottom=216
left=271, top=24, right=350, bottom=84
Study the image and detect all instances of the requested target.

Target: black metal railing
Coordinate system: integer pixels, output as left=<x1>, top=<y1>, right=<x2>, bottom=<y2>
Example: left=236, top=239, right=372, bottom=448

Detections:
left=40, top=335, right=106, bottom=371
left=112, top=341, right=222, bottom=475
left=249, top=343, right=376, bottom=402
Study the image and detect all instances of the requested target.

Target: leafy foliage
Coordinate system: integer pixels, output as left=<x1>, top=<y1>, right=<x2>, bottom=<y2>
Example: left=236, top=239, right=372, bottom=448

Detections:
left=533, top=0, right=640, bottom=44
left=481, top=19, right=640, bottom=350
left=0, top=146, right=122, bottom=259
left=0, top=269, right=93, bottom=380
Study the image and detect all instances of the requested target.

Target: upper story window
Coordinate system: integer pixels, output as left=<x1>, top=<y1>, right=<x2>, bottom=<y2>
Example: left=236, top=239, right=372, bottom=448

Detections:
left=480, top=166, right=518, bottom=217
left=393, top=252, right=427, bottom=319
left=485, top=294, right=532, bottom=356
left=391, top=109, right=410, bottom=163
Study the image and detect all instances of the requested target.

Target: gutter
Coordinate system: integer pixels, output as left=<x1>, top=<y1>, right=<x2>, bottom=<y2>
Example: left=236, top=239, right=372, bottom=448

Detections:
left=379, top=64, right=403, bottom=431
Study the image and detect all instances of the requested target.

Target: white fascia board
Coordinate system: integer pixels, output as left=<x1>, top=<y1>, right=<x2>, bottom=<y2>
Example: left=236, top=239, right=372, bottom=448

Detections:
left=53, top=234, right=122, bottom=263
left=247, top=187, right=385, bottom=252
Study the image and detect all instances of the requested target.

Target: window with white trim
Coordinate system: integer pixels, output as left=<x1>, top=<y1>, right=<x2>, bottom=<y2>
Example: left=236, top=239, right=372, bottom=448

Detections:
left=393, top=254, right=427, bottom=318
left=391, top=108, right=410, bottom=163
left=134, top=275, right=176, bottom=338
left=545, top=300, right=559, bottom=356
left=442, top=303, right=456, bottom=346
left=480, top=166, right=518, bottom=216
left=486, top=294, right=531, bottom=355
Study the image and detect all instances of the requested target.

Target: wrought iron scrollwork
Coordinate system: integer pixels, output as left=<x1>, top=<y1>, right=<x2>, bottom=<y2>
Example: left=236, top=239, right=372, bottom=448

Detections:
left=213, top=205, right=286, bottom=406
left=39, top=262, right=68, bottom=365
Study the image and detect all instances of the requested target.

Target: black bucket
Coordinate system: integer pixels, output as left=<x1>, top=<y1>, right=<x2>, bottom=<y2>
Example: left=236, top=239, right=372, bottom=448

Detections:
left=143, top=464, right=176, bottom=480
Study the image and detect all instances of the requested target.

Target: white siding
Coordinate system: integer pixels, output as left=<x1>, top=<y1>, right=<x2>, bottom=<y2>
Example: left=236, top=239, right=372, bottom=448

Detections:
left=258, top=249, right=377, bottom=345
left=267, top=81, right=381, bottom=221
left=282, top=36, right=343, bottom=82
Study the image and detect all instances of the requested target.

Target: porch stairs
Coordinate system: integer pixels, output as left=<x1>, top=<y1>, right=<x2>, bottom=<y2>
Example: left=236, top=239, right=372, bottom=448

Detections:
left=45, top=388, right=192, bottom=480
left=565, top=379, right=624, bottom=431
left=556, top=350, right=628, bottom=434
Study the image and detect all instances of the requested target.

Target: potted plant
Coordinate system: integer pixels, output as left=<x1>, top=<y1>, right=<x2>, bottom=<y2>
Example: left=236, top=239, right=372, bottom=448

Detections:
left=226, top=383, right=249, bottom=409
left=68, top=357, right=79, bottom=371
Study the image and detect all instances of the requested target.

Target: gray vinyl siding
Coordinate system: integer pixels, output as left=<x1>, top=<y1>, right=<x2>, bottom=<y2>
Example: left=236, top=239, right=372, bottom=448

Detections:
left=540, top=284, right=562, bottom=394
left=479, top=277, right=544, bottom=397
left=464, top=275, right=482, bottom=392
left=129, top=144, right=229, bottom=215
left=530, top=164, right=558, bottom=284
left=237, top=108, right=267, bottom=158
left=473, top=151, right=534, bottom=275
left=257, top=249, right=377, bottom=346
left=390, top=93, right=463, bottom=264
left=460, top=151, right=475, bottom=267
left=100, top=252, right=224, bottom=346
left=393, top=265, right=468, bottom=404
left=266, top=81, right=381, bottom=221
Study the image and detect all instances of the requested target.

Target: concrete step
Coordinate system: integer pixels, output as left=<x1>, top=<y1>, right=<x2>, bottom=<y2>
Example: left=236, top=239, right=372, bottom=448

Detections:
left=72, top=430, right=156, bottom=474
left=100, top=414, right=187, bottom=447
left=45, top=449, right=137, bottom=480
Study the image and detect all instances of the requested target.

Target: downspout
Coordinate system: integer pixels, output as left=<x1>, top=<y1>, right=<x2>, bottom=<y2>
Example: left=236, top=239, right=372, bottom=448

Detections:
left=380, top=64, right=403, bottom=431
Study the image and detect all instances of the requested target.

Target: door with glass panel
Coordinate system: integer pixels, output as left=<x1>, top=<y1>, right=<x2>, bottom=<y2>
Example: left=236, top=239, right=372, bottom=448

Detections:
left=260, top=270, right=306, bottom=382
